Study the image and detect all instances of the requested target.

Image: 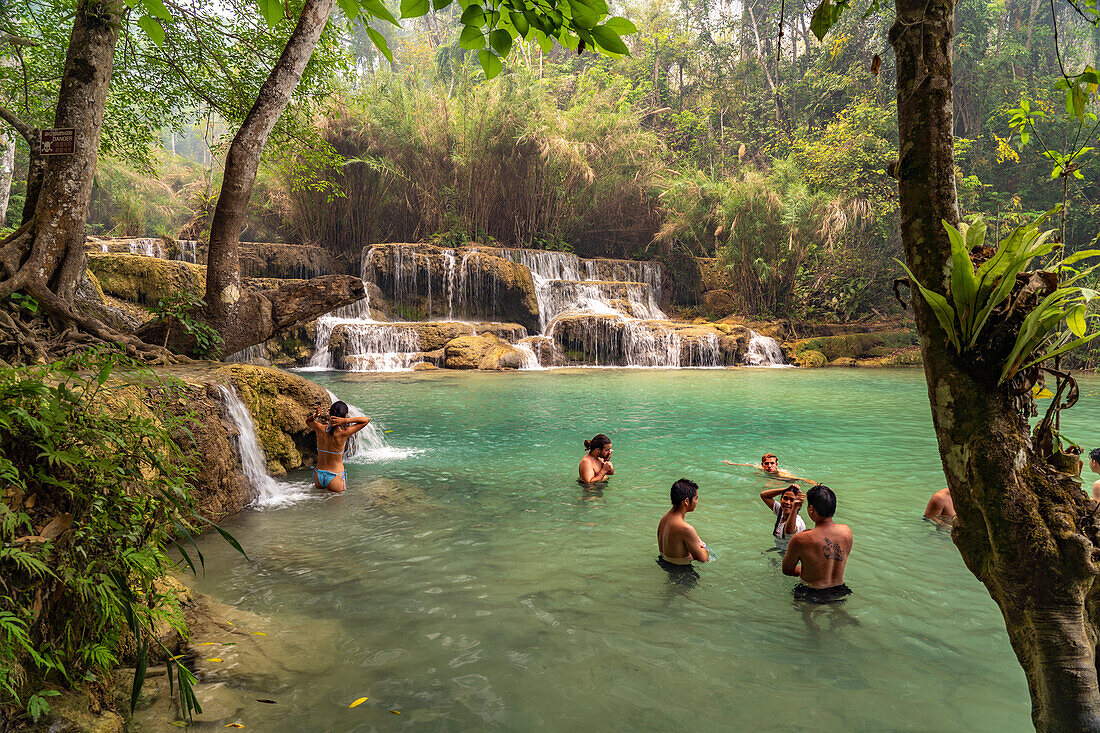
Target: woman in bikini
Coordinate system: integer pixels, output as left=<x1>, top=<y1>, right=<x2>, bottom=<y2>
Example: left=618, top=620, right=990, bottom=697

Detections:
left=579, top=433, right=615, bottom=483
left=306, top=401, right=372, bottom=493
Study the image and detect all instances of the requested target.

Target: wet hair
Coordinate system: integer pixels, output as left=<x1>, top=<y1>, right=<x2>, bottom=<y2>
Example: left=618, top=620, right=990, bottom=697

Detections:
left=1091, top=448, right=1100, bottom=465
left=326, top=401, right=349, bottom=434
left=807, top=485, right=837, bottom=518
left=671, top=478, right=699, bottom=508
left=761, top=452, right=778, bottom=465
left=773, top=485, right=802, bottom=537
left=585, top=434, right=612, bottom=452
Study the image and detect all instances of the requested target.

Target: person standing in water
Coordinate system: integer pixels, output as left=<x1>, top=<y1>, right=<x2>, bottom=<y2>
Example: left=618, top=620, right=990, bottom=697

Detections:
left=923, top=487, right=955, bottom=526
left=782, top=485, right=852, bottom=602
left=306, top=401, right=372, bottom=493
left=657, top=479, right=708, bottom=568
left=761, top=485, right=806, bottom=550
left=724, top=452, right=813, bottom=484
left=579, top=434, right=615, bottom=483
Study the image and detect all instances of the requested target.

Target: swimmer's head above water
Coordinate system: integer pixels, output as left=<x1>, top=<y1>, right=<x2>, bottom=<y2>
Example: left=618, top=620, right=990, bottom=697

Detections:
left=671, top=478, right=699, bottom=511
left=761, top=453, right=779, bottom=473
left=584, top=434, right=612, bottom=459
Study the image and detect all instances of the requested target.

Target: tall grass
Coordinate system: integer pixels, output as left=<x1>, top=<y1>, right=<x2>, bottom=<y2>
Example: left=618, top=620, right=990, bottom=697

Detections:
left=281, top=66, right=665, bottom=262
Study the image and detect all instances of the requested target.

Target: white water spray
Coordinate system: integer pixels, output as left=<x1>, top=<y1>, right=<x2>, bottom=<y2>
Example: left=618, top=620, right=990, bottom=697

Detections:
left=219, top=385, right=310, bottom=508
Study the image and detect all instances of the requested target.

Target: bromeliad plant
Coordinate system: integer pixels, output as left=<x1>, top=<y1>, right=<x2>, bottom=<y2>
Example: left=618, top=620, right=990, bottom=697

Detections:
left=898, top=209, right=1100, bottom=384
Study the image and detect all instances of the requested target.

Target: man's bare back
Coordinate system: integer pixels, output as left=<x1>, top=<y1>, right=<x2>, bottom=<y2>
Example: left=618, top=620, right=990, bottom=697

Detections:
left=782, top=485, right=852, bottom=602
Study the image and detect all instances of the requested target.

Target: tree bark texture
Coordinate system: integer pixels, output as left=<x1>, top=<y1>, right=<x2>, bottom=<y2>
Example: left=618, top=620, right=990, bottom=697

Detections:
left=890, top=0, right=1100, bottom=729
left=0, top=130, right=14, bottom=225
left=136, top=275, right=365, bottom=356
left=0, top=0, right=120, bottom=302
left=204, top=0, right=336, bottom=314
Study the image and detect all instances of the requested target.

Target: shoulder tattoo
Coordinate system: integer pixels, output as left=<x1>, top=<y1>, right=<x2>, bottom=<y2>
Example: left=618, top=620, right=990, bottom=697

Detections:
left=823, top=537, right=845, bottom=561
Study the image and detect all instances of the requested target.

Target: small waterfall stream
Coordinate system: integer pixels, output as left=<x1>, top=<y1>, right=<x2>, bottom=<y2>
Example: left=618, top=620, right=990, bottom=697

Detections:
left=743, top=331, right=787, bottom=366
left=219, top=385, right=310, bottom=508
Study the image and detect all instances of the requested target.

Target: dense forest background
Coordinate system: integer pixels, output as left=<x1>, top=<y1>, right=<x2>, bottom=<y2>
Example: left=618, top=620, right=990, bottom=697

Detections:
left=2, top=0, right=1098, bottom=321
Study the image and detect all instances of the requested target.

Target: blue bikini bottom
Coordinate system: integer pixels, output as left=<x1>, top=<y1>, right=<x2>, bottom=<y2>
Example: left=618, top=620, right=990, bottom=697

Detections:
left=314, top=467, right=347, bottom=489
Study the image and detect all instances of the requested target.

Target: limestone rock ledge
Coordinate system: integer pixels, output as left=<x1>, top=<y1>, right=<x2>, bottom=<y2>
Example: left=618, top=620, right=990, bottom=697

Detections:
left=120, top=364, right=328, bottom=520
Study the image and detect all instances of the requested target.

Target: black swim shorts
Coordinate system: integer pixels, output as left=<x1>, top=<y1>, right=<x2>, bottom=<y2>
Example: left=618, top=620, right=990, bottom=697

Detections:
left=793, top=583, right=852, bottom=604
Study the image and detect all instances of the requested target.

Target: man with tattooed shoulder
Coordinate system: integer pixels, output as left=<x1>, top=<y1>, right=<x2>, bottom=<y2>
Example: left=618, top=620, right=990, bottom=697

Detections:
left=782, top=485, right=853, bottom=603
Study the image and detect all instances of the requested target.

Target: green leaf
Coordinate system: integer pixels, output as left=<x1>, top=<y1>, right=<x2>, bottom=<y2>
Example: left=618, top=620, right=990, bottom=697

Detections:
left=206, top=521, right=249, bottom=561
left=337, top=0, right=360, bottom=21
left=590, top=25, right=628, bottom=55
left=459, top=24, right=485, bottom=49
left=1060, top=249, right=1100, bottom=267
left=362, top=0, right=400, bottom=25
left=1018, top=332, right=1100, bottom=374
left=142, top=0, right=171, bottom=21
left=897, top=261, right=960, bottom=351
left=432, top=0, right=453, bottom=8
left=603, top=16, right=637, bottom=34
left=401, top=0, right=430, bottom=17
left=1067, top=305, right=1087, bottom=338
left=366, top=26, right=394, bottom=62
left=945, top=220, right=977, bottom=340
left=131, top=641, right=147, bottom=712
left=478, top=49, right=503, bottom=78
left=137, top=15, right=165, bottom=45
left=461, top=4, right=487, bottom=26
left=509, top=11, right=529, bottom=35
left=534, top=29, right=554, bottom=52
left=567, top=0, right=599, bottom=28
left=810, top=0, right=835, bottom=41
left=255, top=0, right=284, bottom=26
left=489, top=29, right=513, bottom=56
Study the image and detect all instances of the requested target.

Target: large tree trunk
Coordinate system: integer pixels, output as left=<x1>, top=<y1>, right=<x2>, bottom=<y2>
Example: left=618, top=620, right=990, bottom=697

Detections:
left=890, top=0, right=1100, bottom=729
left=167, top=0, right=364, bottom=357
left=0, top=0, right=120, bottom=302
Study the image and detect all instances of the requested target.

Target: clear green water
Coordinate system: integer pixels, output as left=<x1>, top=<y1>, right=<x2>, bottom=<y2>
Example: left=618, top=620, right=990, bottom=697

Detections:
left=178, top=368, right=1100, bottom=731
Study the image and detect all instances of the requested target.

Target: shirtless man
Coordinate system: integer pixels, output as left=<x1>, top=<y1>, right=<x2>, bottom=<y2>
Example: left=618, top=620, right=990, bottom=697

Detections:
left=923, top=487, right=955, bottom=526
left=305, top=401, right=373, bottom=493
left=782, top=485, right=852, bottom=603
left=723, top=452, right=813, bottom=484
left=1090, top=449, right=1100, bottom=502
left=657, top=479, right=708, bottom=568
left=579, top=434, right=615, bottom=484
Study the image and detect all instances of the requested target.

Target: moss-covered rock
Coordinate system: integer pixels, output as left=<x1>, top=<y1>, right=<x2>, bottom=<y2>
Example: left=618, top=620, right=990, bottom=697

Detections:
left=213, top=364, right=328, bottom=475
left=790, top=331, right=918, bottom=363
left=794, top=349, right=828, bottom=368
left=88, top=253, right=205, bottom=305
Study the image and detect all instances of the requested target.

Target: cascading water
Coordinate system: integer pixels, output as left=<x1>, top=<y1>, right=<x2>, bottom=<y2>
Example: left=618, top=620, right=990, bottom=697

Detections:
left=177, top=240, right=199, bottom=264
left=219, top=385, right=310, bottom=508
left=743, top=331, right=787, bottom=367
left=128, top=238, right=163, bottom=258
left=325, top=390, right=418, bottom=461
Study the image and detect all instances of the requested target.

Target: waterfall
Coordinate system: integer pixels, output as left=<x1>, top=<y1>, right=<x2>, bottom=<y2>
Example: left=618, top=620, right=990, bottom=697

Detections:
left=219, top=385, right=310, bottom=508
left=326, top=390, right=419, bottom=462
left=177, top=240, right=199, bottom=263
left=128, top=238, right=163, bottom=258
left=743, top=331, right=787, bottom=366
left=512, top=341, right=542, bottom=370
left=225, top=343, right=267, bottom=364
